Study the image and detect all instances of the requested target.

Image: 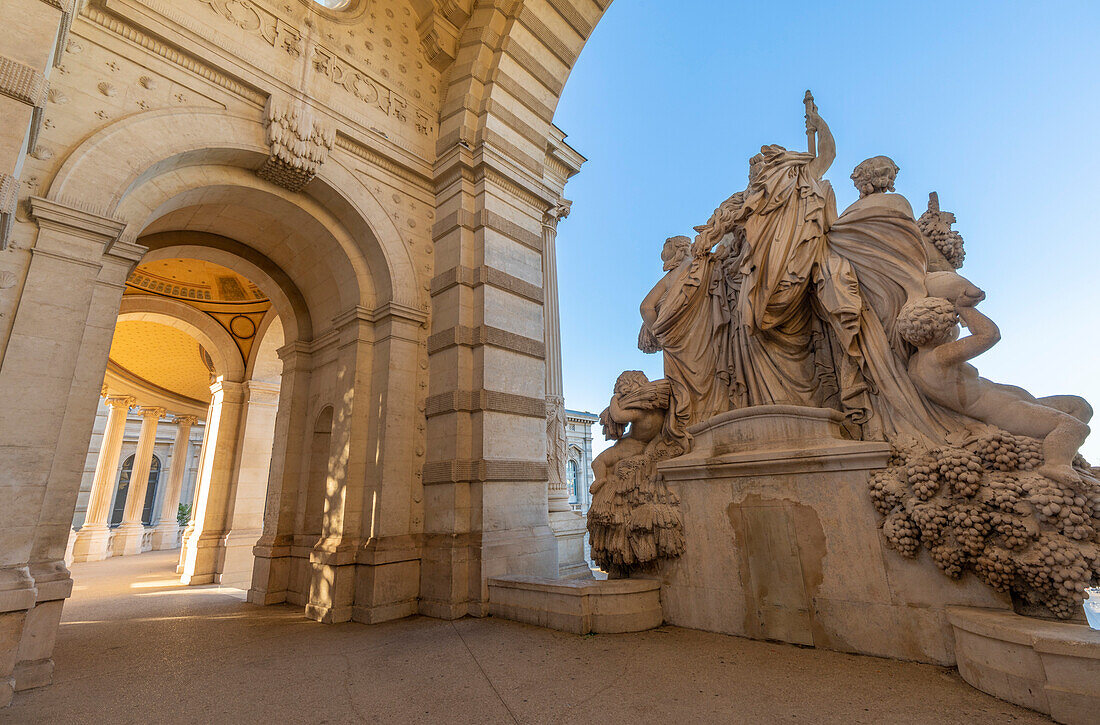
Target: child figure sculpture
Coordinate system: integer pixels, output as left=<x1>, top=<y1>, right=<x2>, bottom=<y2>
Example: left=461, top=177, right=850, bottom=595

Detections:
left=898, top=293, right=1092, bottom=485
left=587, top=370, right=684, bottom=576
left=590, top=371, right=670, bottom=494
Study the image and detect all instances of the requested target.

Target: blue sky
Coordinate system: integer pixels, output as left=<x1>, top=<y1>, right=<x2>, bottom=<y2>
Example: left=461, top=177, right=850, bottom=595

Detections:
left=552, top=0, right=1100, bottom=459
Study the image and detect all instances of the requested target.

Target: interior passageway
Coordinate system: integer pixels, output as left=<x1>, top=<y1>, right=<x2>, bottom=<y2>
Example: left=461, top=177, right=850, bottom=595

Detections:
left=1, top=552, right=1046, bottom=724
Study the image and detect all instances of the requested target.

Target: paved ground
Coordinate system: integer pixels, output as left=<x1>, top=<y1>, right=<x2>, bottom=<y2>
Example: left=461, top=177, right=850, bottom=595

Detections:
left=3, top=550, right=1049, bottom=724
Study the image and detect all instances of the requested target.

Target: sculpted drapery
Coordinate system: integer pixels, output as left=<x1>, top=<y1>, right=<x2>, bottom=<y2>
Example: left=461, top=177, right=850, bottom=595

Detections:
left=642, top=139, right=966, bottom=444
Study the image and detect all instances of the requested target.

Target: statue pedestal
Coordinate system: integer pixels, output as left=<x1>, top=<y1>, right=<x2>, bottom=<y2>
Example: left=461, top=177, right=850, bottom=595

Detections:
left=657, top=405, right=1011, bottom=666
left=549, top=510, right=592, bottom=579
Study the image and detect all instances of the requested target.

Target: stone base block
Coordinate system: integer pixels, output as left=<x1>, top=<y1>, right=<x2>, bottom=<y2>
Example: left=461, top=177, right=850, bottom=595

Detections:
left=948, top=606, right=1100, bottom=725
left=487, top=576, right=663, bottom=634
left=549, top=510, right=592, bottom=580
left=70, top=525, right=112, bottom=563
left=150, top=523, right=182, bottom=551
left=657, top=405, right=1011, bottom=666
left=112, top=524, right=146, bottom=557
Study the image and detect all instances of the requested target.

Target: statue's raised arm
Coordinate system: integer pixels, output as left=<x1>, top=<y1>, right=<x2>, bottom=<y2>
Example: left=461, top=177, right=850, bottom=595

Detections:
left=804, top=93, right=835, bottom=179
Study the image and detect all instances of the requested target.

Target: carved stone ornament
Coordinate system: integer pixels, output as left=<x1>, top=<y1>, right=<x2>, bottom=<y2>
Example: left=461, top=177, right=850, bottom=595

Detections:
left=256, top=94, right=336, bottom=192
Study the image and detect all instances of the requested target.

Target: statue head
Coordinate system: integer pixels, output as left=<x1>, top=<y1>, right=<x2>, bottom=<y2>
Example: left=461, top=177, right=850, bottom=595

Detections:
left=614, top=370, right=650, bottom=395
left=661, top=236, right=691, bottom=271
left=851, top=156, right=899, bottom=197
left=897, top=297, right=959, bottom=347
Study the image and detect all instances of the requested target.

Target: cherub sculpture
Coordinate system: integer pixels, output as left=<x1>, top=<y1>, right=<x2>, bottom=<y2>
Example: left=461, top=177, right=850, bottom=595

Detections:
left=898, top=294, right=1092, bottom=485
left=591, top=371, right=671, bottom=494
left=587, top=371, right=685, bottom=577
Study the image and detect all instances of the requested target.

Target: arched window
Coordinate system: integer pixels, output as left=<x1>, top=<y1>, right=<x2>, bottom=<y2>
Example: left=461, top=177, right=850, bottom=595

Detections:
left=109, top=454, right=162, bottom=527
left=566, top=459, right=578, bottom=503
left=312, top=0, right=350, bottom=8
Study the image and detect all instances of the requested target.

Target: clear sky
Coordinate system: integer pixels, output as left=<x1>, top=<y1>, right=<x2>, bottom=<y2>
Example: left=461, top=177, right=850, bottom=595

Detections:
left=552, top=0, right=1100, bottom=460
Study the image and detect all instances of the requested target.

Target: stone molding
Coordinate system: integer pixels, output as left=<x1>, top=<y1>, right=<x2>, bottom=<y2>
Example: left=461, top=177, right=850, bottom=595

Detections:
left=81, top=4, right=266, bottom=106
left=40, top=0, right=78, bottom=69
left=426, top=324, right=544, bottom=359
left=422, top=458, right=549, bottom=485
left=516, top=5, right=578, bottom=67
left=425, top=389, right=546, bottom=419
left=0, top=173, right=16, bottom=248
left=431, top=208, right=543, bottom=252
left=429, top=264, right=543, bottom=304
left=0, top=55, right=48, bottom=108
left=28, top=197, right=127, bottom=246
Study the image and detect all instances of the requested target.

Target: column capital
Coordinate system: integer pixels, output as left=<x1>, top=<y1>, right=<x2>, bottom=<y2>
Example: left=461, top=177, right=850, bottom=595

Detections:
left=173, top=415, right=200, bottom=427
left=137, top=405, right=166, bottom=419
left=542, top=199, right=572, bottom=229
left=104, top=394, right=136, bottom=410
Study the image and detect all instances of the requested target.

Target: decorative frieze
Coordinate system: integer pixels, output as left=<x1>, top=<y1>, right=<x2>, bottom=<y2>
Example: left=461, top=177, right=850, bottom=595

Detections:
left=196, top=0, right=436, bottom=137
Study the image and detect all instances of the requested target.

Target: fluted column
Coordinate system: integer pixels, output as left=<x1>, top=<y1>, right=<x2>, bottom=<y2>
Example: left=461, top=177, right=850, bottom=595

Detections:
left=151, top=415, right=198, bottom=550
left=114, top=406, right=165, bottom=556
left=71, top=395, right=135, bottom=562
left=543, top=201, right=591, bottom=579
left=543, top=201, right=573, bottom=514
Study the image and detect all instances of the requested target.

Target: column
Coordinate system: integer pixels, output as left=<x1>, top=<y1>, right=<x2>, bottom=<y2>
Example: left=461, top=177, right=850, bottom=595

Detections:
left=542, top=202, right=590, bottom=578
left=180, top=380, right=246, bottom=585
left=70, top=395, right=135, bottom=562
left=114, top=406, right=165, bottom=556
left=220, top=381, right=279, bottom=589
left=249, top=343, right=311, bottom=605
left=151, top=416, right=198, bottom=550
left=177, top=401, right=214, bottom=574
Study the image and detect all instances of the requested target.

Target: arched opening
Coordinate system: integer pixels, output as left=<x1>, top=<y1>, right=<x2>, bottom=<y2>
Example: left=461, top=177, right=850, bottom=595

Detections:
left=33, top=105, right=427, bottom=633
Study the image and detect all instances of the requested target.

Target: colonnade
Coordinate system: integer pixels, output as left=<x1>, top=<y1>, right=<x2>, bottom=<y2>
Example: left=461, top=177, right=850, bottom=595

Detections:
left=70, top=394, right=201, bottom=563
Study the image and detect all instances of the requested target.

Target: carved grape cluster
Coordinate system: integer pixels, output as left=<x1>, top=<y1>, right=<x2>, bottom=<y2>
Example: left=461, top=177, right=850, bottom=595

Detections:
left=869, top=429, right=1100, bottom=618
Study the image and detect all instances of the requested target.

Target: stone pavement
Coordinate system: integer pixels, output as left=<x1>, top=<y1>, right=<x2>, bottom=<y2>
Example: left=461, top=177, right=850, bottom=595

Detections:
left=2, top=551, right=1048, bottom=724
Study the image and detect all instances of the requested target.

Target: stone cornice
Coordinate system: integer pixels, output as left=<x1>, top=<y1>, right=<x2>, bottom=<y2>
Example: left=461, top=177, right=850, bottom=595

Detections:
left=28, top=197, right=127, bottom=243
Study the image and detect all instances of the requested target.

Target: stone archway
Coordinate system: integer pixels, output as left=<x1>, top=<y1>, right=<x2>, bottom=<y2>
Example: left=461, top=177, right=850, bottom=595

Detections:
left=1, top=1, right=613, bottom=705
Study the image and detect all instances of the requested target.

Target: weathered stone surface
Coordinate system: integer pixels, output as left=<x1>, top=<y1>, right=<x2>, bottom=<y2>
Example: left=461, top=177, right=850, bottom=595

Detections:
left=657, top=406, right=1011, bottom=666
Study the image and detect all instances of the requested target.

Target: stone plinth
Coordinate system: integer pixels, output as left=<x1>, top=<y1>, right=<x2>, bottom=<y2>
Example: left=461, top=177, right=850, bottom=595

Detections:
left=657, top=405, right=1011, bottom=665
left=947, top=606, right=1100, bottom=725
left=548, top=511, right=592, bottom=579
left=488, top=576, right=662, bottom=634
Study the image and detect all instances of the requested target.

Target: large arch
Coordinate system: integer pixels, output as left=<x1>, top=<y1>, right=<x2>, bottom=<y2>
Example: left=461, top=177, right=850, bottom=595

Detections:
left=115, top=294, right=247, bottom=383
left=45, top=106, right=420, bottom=314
